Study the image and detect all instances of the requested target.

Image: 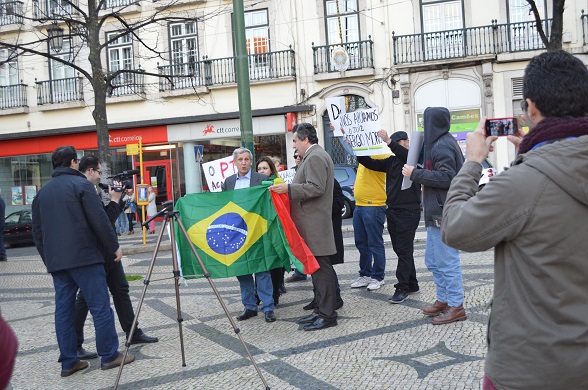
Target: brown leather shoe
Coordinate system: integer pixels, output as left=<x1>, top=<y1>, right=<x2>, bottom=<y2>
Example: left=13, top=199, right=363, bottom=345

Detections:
left=422, top=300, right=448, bottom=316
left=61, top=360, right=89, bottom=377
left=101, top=352, right=135, bottom=370
left=432, top=305, right=467, bottom=325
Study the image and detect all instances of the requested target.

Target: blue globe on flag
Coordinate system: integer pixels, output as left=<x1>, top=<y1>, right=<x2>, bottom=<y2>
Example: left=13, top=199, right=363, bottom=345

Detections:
left=206, top=212, right=248, bottom=255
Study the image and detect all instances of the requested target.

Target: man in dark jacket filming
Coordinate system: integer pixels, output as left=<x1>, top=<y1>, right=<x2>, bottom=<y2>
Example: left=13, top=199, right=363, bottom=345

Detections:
left=402, top=107, right=465, bottom=324
left=74, top=155, right=158, bottom=361
left=32, top=146, right=134, bottom=377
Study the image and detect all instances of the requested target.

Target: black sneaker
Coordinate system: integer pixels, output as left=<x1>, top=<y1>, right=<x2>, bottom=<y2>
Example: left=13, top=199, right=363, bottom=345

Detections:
left=389, top=289, right=409, bottom=304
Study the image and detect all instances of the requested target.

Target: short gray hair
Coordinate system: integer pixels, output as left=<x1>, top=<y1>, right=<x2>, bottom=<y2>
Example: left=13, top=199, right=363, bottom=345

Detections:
left=232, top=147, right=252, bottom=161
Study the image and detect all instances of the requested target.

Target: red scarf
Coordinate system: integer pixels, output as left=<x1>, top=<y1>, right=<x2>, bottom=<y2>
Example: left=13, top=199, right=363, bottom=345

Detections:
left=519, top=116, right=588, bottom=154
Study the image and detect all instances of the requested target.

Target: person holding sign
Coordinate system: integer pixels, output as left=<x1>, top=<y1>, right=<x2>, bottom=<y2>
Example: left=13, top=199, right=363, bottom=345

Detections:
left=357, top=131, right=422, bottom=304
left=402, top=107, right=465, bottom=325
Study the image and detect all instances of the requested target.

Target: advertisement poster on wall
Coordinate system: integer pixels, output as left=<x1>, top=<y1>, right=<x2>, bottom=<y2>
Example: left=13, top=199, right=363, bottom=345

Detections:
left=416, top=109, right=481, bottom=141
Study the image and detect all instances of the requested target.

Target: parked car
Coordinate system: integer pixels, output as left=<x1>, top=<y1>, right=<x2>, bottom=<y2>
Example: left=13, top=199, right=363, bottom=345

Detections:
left=3, top=210, right=34, bottom=247
left=334, top=165, right=356, bottom=188
left=341, top=186, right=355, bottom=219
left=479, top=159, right=497, bottom=189
left=334, top=165, right=357, bottom=219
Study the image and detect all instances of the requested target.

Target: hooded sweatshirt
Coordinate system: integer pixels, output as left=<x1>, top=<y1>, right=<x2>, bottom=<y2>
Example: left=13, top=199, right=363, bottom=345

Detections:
left=442, top=129, right=588, bottom=389
left=410, top=107, right=464, bottom=227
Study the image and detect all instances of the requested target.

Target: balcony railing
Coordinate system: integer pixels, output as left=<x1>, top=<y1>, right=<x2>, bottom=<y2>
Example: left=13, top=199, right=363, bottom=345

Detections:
left=312, top=38, right=374, bottom=74
left=0, top=1, right=23, bottom=25
left=0, top=83, right=27, bottom=109
left=102, top=0, right=136, bottom=9
left=393, top=19, right=552, bottom=65
left=36, top=76, right=83, bottom=105
left=107, top=69, right=145, bottom=97
left=33, top=0, right=79, bottom=19
left=158, top=48, right=296, bottom=91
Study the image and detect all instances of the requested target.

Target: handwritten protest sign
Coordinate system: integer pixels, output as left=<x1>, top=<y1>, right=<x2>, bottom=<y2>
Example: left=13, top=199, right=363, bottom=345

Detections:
left=325, top=97, right=346, bottom=136
left=202, top=156, right=237, bottom=192
left=339, top=108, right=388, bottom=156
left=278, top=168, right=296, bottom=184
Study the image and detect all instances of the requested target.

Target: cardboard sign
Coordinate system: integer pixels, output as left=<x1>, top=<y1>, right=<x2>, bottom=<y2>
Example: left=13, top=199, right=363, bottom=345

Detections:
left=339, top=108, right=387, bottom=156
left=202, top=155, right=237, bottom=192
left=278, top=168, right=296, bottom=184
left=325, top=97, right=346, bottom=136
left=401, top=132, right=424, bottom=190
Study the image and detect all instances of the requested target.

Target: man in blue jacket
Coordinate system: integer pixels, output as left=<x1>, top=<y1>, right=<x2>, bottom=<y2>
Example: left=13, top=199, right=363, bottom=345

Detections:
left=32, top=146, right=134, bottom=377
left=402, top=108, right=466, bottom=324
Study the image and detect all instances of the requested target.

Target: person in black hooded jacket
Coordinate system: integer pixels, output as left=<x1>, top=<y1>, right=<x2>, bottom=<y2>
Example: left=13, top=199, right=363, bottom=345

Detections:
left=402, top=107, right=466, bottom=325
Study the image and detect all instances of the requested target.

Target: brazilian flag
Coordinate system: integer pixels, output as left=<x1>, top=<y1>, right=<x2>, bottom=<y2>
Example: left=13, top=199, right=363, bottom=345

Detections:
left=175, top=185, right=294, bottom=279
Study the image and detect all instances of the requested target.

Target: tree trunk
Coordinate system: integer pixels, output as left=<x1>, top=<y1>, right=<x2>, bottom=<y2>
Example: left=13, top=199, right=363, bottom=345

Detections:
left=87, top=0, right=111, bottom=178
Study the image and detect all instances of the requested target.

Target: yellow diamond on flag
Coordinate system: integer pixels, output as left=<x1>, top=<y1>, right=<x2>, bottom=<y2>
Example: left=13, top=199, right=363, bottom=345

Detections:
left=187, top=201, right=268, bottom=266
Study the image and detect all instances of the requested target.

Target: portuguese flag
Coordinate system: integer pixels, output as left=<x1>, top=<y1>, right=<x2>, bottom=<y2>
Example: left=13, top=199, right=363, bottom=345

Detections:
left=175, top=184, right=319, bottom=279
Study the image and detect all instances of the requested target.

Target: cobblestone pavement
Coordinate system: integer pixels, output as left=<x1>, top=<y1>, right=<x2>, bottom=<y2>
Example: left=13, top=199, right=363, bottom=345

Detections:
left=1, top=233, right=493, bottom=390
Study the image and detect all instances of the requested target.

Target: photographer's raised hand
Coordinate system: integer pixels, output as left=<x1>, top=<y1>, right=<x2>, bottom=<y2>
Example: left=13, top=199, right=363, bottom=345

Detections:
left=466, top=118, right=498, bottom=164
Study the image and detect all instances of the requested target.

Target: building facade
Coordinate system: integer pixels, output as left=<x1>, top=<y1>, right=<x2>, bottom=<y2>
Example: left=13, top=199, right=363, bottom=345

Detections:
left=0, top=0, right=585, bottom=214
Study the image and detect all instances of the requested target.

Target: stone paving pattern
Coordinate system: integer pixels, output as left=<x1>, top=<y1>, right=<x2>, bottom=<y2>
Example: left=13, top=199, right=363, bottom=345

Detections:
left=1, top=228, right=493, bottom=389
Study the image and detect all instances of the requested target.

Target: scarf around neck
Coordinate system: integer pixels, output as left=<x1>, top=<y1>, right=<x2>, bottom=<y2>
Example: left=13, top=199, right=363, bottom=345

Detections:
left=518, top=116, right=588, bottom=154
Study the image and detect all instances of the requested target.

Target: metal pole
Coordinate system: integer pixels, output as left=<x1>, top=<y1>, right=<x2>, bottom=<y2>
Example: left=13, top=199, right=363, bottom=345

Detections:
left=232, top=0, right=255, bottom=159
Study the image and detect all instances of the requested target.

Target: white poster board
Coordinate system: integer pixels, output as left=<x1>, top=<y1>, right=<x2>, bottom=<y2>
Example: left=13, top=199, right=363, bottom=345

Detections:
left=277, top=168, right=296, bottom=184
left=325, top=96, right=346, bottom=136
left=401, top=132, right=424, bottom=190
left=202, top=155, right=237, bottom=192
left=339, top=108, right=388, bottom=156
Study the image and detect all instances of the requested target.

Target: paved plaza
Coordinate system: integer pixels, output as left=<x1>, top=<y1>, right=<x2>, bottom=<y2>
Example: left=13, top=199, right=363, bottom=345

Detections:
left=1, top=232, right=494, bottom=389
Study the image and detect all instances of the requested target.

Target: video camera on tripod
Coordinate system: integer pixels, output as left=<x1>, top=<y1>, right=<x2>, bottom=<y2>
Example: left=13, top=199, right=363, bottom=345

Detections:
left=97, top=169, right=140, bottom=192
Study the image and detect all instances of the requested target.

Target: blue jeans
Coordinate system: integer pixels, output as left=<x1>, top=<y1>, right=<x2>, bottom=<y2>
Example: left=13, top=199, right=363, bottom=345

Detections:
left=425, top=226, right=464, bottom=307
left=237, top=271, right=274, bottom=313
left=353, top=206, right=387, bottom=281
left=116, top=213, right=128, bottom=234
left=52, top=264, right=119, bottom=370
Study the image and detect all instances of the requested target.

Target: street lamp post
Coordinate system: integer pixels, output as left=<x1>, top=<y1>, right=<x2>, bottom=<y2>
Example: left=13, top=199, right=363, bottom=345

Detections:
left=47, top=22, right=64, bottom=52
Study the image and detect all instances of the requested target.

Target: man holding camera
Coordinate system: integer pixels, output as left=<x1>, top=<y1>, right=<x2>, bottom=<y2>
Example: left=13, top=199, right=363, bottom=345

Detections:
left=442, top=50, right=588, bottom=390
left=74, top=155, right=158, bottom=360
left=32, top=146, right=132, bottom=376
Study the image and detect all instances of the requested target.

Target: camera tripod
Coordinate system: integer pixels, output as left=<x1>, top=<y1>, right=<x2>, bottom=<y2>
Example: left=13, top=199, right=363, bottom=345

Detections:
left=114, top=201, right=271, bottom=390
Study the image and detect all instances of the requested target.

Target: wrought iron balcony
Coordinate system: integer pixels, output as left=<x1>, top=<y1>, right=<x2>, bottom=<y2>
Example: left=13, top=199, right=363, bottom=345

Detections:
left=33, top=0, right=79, bottom=19
left=107, top=68, right=145, bottom=97
left=312, top=38, right=374, bottom=74
left=102, top=0, right=136, bottom=9
left=0, top=1, right=23, bottom=25
left=0, top=83, right=27, bottom=109
left=158, top=48, right=296, bottom=91
left=36, top=76, right=83, bottom=105
left=393, top=19, right=552, bottom=65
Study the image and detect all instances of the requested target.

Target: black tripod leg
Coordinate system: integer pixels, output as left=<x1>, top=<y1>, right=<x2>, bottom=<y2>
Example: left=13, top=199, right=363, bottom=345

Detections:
left=174, top=216, right=271, bottom=390
left=114, top=215, right=181, bottom=389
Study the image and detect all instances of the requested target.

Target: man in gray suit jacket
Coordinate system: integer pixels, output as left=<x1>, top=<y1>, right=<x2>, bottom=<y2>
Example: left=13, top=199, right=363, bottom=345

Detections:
left=221, top=147, right=276, bottom=323
left=270, top=123, right=338, bottom=331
